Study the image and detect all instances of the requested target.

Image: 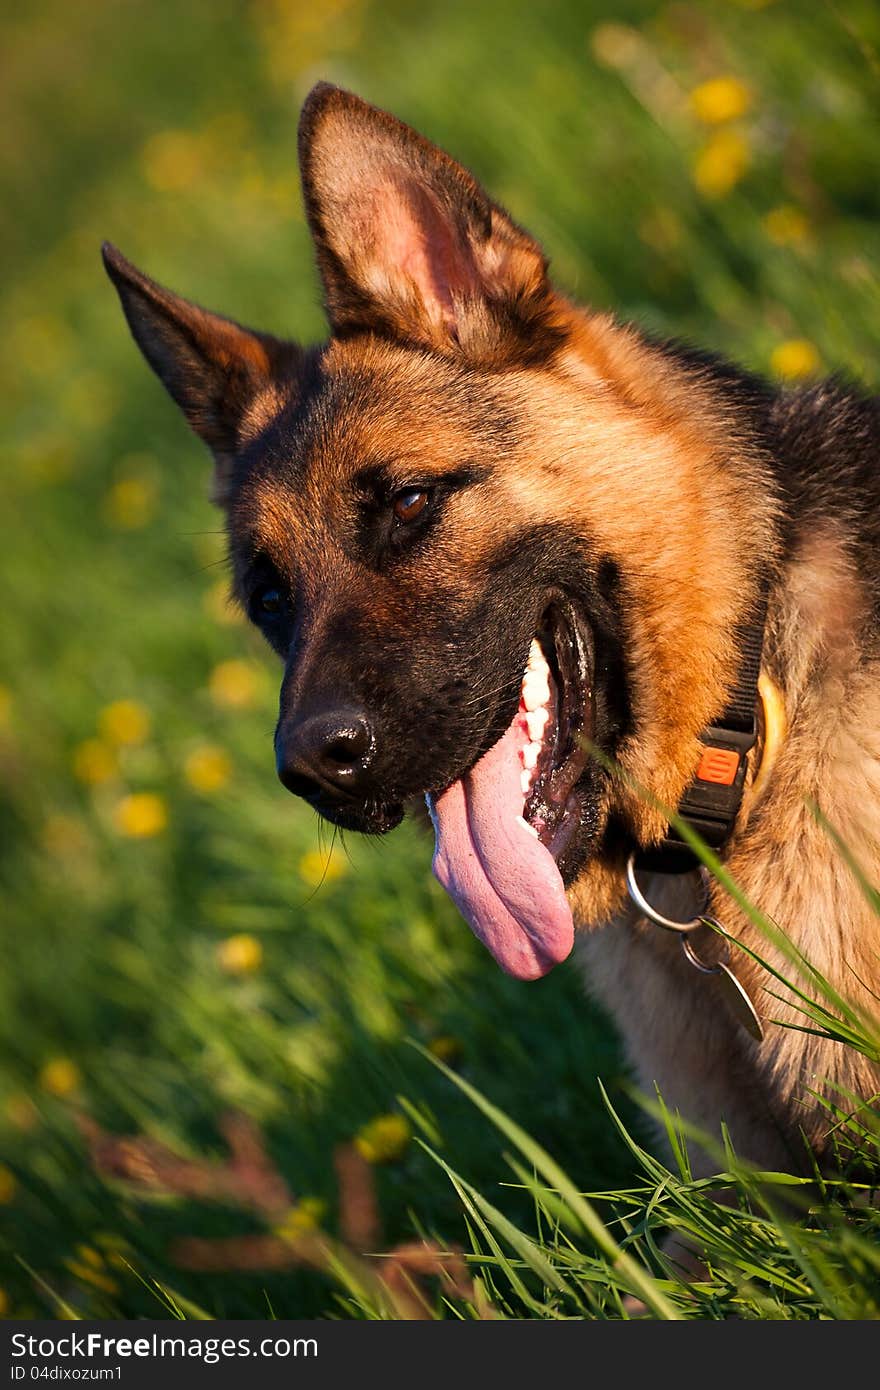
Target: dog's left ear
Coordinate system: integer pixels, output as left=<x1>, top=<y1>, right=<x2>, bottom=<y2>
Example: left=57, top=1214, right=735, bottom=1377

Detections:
left=102, top=243, right=299, bottom=502
left=298, top=83, right=560, bottom=362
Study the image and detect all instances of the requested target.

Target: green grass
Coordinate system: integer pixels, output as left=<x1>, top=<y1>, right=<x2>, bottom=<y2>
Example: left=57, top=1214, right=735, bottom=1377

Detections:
left=1, top=0, right=879, bottom=1320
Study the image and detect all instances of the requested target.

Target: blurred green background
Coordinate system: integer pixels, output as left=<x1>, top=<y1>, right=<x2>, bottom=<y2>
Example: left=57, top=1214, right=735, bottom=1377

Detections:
left=1, top=0, right=878, bottom=1319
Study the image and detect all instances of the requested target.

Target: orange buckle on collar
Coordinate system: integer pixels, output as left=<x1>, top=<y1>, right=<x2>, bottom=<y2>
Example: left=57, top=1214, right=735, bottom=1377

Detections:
left=695, top=746, right=741, bottom=786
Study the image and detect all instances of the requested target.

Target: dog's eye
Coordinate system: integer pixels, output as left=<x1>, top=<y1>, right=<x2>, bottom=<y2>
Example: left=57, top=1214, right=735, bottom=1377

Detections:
left=392, top=488, right=429, bottom=524
left=253, top=585, right=282, bottom=615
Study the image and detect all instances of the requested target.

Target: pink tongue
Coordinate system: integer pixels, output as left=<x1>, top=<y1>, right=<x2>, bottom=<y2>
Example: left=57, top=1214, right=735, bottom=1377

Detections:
left=427, top=710, right=574, bottom=981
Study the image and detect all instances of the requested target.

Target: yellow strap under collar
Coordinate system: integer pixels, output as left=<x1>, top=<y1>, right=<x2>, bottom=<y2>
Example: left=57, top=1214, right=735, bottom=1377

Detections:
left=751, top=671, right=787, bottom=807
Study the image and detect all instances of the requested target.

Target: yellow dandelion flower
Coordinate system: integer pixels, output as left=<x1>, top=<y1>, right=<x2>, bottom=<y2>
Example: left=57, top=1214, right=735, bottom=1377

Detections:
left=94, top=1233, right=130, bottom=1269
left=184, top=744, right=232, bottom=794
left=75, top=1244, right=104, bottom=1270
left=94, top=1232, right=129, bottom=1252
left=255, top=0, right=365, bottom=87
left=693, top=130, right=750, bottom=198
left=113, top=792, right=168, bottom=839
left=0, top=685, right=11, bottom=727
left=63, top=1260, right=120, bottom=1296
left=0, top=1287, right=8, bottom=1316
left=216, top=933, right=263, bottom=975
left=690, top=76, right=752, bottom=126
left=103, top=476, right=159, bottom=530
left=72, top=738, right=117, bottom=786
left=427, top=1035, right=463, bottom=1066
left=141, top=129, right=205, bottom=192
left=354, top=1113, right=411, bottom=1165
left=209, top=659, right=262, bottom=709
left=203, top=579, right=244, bottom=626
left=297, top=844, right=349, bottom=887
left=5, top=1093, right=39, bottom=1132
left=39, top=1058, right=82, bottom=1098
left=99, top=700, right=151, bottom=748
left=275, top=1197, right=327, bottom=1239
left=0, top=1165, right=17, bottom=1204
left=763, top=204, right=810, bottom=247
left=770, top=339, right=820, bottom=381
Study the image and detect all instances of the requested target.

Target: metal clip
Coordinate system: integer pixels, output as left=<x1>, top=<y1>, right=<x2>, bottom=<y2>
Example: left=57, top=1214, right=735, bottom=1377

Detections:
left=625, top=853, right=764, bottom=1042
left=624, top=853, right=709, bottom=934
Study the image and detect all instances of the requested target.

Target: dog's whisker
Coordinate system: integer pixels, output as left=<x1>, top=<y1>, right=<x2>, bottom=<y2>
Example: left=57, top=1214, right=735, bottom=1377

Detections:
left=189, top=557, right=232, bottom=577
left=294, top=823, right=344, bottom=909
left=454, top=680, right=522, bottom=711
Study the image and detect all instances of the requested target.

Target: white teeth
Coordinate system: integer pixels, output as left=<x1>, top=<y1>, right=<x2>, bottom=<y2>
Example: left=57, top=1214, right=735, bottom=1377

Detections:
left=522, top=676, right=550, bottom=712
left=525, top=708, right=550, bottom=740
left=521, top=639, right=552, bottom=712
left=517, top=637, right=552, bottom=816
left=522, top=742, right=540, bottom=769
left=526, top=638, right=547, bottom=673
left=521, top=639, right=552, bottom=711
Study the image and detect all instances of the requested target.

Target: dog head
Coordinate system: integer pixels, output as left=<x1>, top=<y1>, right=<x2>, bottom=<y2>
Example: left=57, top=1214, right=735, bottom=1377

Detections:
left=104, top=84, right=774, bottom=979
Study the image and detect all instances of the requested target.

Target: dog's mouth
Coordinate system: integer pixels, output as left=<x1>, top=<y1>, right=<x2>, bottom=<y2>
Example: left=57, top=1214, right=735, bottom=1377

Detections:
left=426, top=598, right=594, bottom=980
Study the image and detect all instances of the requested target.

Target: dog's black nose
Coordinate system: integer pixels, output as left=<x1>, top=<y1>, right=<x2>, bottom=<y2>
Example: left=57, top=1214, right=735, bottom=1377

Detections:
left=276, top=709, right=375, bottom=801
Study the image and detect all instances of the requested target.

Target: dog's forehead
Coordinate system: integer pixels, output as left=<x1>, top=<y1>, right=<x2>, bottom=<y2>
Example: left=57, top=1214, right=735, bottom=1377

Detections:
left=303, top=339, right=519, bottom=473
left=236, top=338, right=521, bottom=547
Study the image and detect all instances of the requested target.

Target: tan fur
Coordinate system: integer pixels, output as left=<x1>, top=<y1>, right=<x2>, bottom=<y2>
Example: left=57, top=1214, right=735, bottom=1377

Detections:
left=239, top=383, right=292, bottom=444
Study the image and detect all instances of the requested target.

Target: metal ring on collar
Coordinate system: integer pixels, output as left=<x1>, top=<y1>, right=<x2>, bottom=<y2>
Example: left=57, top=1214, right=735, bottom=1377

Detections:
left=681, top=927, right=731, bottom=972
left=624, top=852, right=710, bottom=934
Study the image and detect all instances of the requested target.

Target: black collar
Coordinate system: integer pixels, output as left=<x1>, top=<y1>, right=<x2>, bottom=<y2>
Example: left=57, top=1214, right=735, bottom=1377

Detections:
left=634, top=581, right=769, bottom=875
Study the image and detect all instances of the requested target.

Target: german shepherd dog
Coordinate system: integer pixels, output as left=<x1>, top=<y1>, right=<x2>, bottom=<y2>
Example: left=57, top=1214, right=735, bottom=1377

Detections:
left=104, top=84, right=880, bottom=1180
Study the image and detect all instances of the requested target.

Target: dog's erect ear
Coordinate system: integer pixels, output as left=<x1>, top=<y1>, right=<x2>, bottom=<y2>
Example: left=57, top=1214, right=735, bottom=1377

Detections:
left=102, top=243, right=298, bottom=502
left=298, top=84, right=560, bottom=361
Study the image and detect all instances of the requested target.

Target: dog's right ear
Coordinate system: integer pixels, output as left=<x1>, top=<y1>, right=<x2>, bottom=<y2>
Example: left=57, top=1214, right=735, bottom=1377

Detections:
left=298, top=84, right=561, bottom=364
left=102, top=243, right=298, bottom=503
